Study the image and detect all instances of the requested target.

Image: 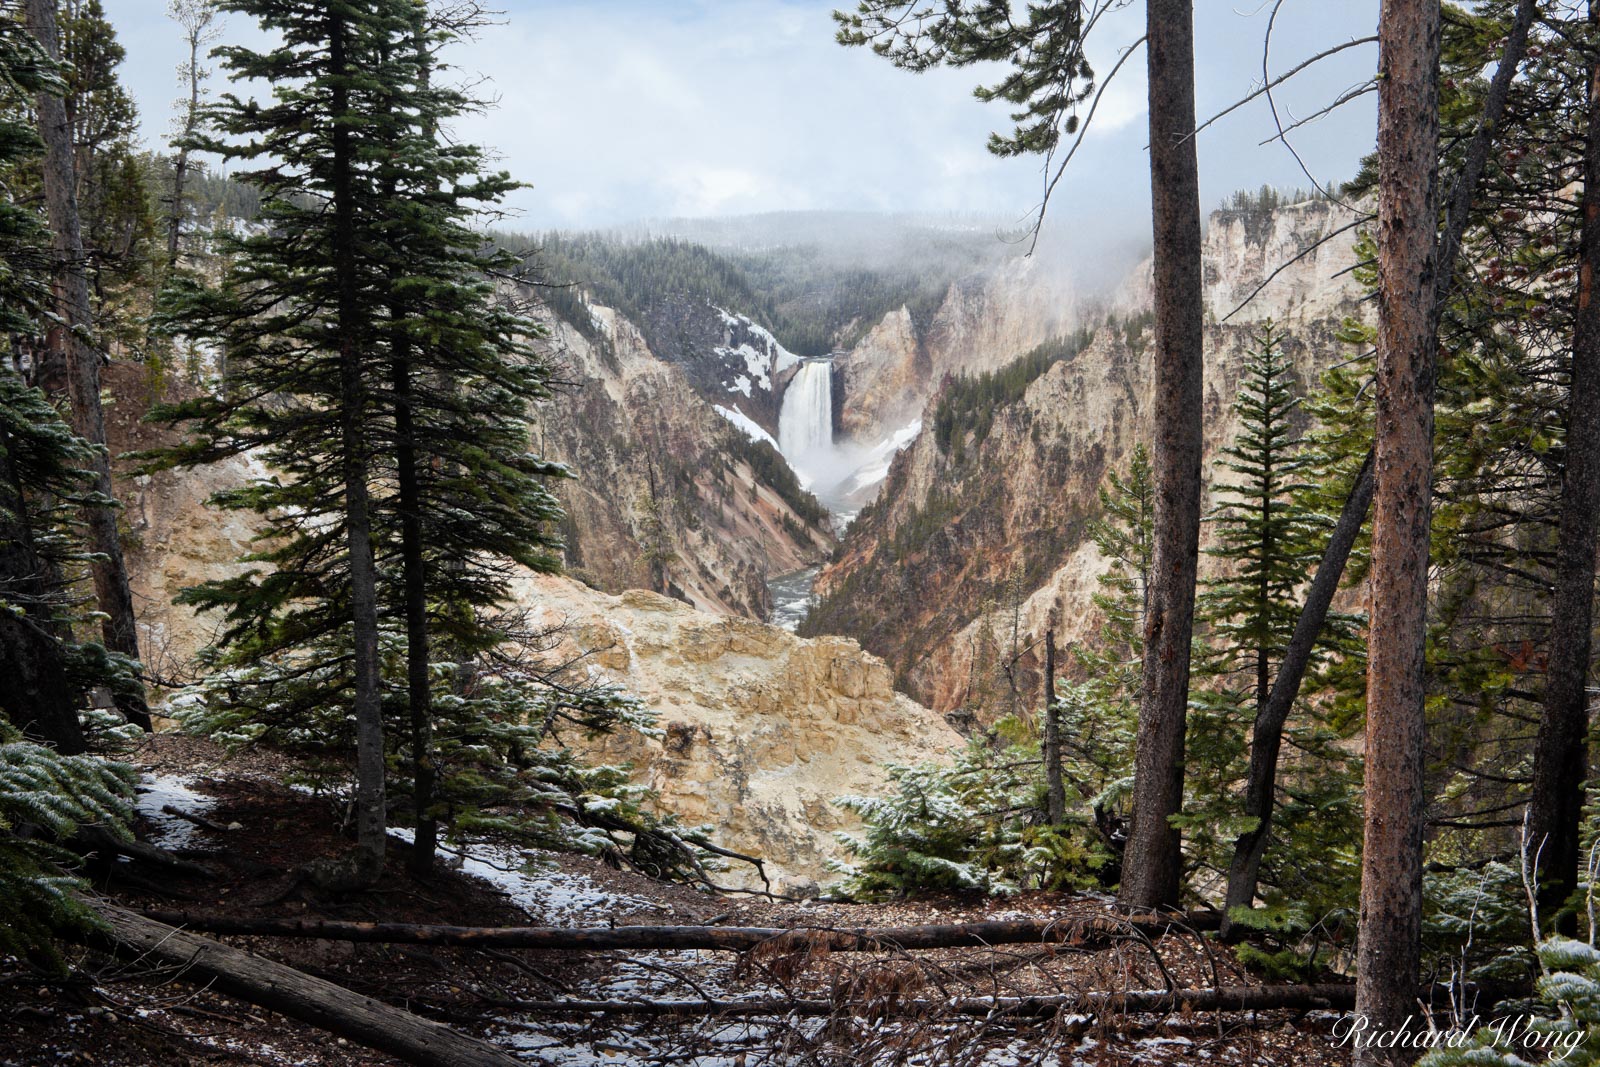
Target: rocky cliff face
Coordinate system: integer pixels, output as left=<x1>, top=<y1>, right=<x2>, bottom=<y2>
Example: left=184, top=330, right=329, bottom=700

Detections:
left=537, top=302, right=835, bottom=620
left=835, top=256, right=1082, bottom=444
left=804, top=199, right=1370, bottom=713
left=513, top=573, right=963, bottom=893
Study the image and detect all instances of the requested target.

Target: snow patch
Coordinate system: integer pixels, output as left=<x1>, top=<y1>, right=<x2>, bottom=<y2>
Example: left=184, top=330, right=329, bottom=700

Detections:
left=386, top=829, right=660, bottom=927
left=712, top=306, right=803, bottom=390
left=135, top=774, right=216, bottom=850
left=714, top=405, right=779, bottom=450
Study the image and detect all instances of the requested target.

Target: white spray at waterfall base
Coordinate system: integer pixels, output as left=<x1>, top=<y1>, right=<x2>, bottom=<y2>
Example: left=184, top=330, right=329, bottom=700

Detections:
left=776, top=356, right=922, bottom=525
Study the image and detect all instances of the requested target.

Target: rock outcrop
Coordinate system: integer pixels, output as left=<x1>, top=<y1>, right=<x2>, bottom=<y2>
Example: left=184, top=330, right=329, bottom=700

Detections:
left=805, top=199, right=1370, bottom=714
left=516, top=573, right=964, bottom=894
left=835, top=256, right=1082, bottom=444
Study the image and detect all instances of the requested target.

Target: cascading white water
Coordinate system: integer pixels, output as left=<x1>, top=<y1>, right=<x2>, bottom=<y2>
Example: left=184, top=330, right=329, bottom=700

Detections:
left=778, top=360, right=833, bottom=472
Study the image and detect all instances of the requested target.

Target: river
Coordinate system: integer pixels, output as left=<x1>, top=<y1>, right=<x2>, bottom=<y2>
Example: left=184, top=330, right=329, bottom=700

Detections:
left=767, top=565, right=820, bottom=631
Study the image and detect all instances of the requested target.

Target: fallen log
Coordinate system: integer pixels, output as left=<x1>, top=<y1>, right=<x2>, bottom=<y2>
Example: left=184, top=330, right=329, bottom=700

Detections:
left=137, top=911, right=1219, bottom=954
left=83, top=904, right=528, bottom=1067
left=485, top=983, right=1359, bottom=1018
left=76, top=825, right=216, bottom=879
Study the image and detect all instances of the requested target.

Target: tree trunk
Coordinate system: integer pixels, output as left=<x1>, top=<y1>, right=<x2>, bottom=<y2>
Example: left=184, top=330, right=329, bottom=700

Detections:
left=327, top=10, right=386, bottom=887
left=1043, top=622, right=1065, bottom=823
left=23, top=0, right=149, bottom=732
left=1120, top=0, right=1205, bottom=912
left=166, top=26, right=203, bottom=268
left=87, top=905, right=523, bottom=1067
left=1355, top=0, right=1441, bottom=1058
left=1528, top=0, right=1600, bottom=931
left=0, top=418, right=85, bottom=752
left=394, top=335, right=437, bottom=878
left=496, top=985, right=1367, bottom=1019
left=1219, top=0, right=1539, bottom=933
left=136, top=912, right=1222, bottom=953
left=1223, top=453, right=1374, bottom=933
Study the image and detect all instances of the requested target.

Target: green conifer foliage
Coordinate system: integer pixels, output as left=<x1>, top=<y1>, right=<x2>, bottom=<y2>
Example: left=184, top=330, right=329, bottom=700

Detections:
left=0, top=721, right=135, bottom=969
left=1201, top=321, right=1323, bottom=703
left=144, top=0, right=601, bottom=879
left=0, top=17, right=139, bottom=749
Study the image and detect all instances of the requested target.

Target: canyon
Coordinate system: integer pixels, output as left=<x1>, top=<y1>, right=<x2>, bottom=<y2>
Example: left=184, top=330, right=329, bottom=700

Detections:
left=114, top=200, right=1365, bottom=889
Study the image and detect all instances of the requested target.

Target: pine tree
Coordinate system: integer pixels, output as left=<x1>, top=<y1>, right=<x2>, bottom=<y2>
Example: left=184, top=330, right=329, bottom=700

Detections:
left=148, top=0, right=432, bottom=888
left=163, top=0, right=220, bottom=268
left=1201, top=321, right=1320, bottom=709
left=0, top=720, right=136, bottom=969
left=149, top=0, right=573, bottom=882
left=21, top=0, right=149, bottom=732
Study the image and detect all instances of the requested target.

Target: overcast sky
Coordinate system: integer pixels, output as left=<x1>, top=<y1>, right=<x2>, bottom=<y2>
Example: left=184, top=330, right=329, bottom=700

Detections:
left=99, top=1, right=1377, bottom=255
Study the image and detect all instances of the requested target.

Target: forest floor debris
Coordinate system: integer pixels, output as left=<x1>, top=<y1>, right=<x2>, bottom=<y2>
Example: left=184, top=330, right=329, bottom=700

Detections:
left=1, top=736, right=1355, bottom=1066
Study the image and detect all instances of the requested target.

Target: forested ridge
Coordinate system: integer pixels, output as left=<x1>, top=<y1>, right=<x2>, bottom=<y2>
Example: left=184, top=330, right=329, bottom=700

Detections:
left=3, top=1, right=1600, bottom=1066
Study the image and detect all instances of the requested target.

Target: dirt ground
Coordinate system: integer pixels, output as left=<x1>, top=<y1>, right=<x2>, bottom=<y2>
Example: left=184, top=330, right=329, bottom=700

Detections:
left=0, top=735, right=1357, bottom=1066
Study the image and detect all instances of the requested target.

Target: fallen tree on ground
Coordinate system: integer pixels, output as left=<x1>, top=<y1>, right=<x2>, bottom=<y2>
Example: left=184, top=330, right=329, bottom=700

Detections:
left=83, top=904, right=528, bottom=1067
left=136, top=911, right=1221, bottom=953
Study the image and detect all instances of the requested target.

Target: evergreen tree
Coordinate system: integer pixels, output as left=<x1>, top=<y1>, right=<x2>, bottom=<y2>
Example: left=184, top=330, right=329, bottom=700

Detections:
left=1201, top=321, right=1321, bottom=708
left=0, top=22, right=138, bottom=968
left=150, top=0, right=574, bottom=882
left=163, top=0, right=219, bottom=268
left=21, top=0, right=149, bottom=731
left=148, top=0, right=431, bottom=888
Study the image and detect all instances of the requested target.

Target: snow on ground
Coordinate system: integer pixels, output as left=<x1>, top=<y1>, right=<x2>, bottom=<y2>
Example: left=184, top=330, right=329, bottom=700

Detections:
left=714, top=405, right=780, bottom=450
left=713, top=306, right=803, bottom=390
left=386, top=828, right=661, bottom=927
left=135, top=774, right=217, bottom=850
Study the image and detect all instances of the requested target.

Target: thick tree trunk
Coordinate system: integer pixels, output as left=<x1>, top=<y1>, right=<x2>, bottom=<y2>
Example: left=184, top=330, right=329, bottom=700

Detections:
left=0, top=420, right=85, bottom=752
left=23, top=0, right=149, bottom=733
left=87, top=905, right=523, bottom=1067
left=1528, top=0, right=1600, bottom=930
left=1043, top=623, right=1065, bottom=823
left=328, top=11, right=386, bottom=887
left=1220, top=0, right=1540, bottom=932
left=137, top=912, right=1222, bottom=952
left=1355, top=0, right=1441, bottom=1059
left=1120, top=0, right=1205, bottom=912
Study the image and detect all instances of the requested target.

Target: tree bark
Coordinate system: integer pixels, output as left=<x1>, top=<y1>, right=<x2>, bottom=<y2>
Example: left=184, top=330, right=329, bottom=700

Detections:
left=22, top=0, right=149, bottom=732
left=1120, top=0, right=1205, bottom=912
left=1355, top=0, right=1441, bottom=1059
left=137, top=912, right=1222, bottom=953
left=1528, top=0, right=1600, bottom=930
left=1043, top=621, right=1065, bottom=823
left=0, top=416, right=85, bottom=752
left=86, top=905, right=523, bottom=1067
left=1219, top=0, right=1540, bottom=933
left=327, top=9, right=386, bottom=887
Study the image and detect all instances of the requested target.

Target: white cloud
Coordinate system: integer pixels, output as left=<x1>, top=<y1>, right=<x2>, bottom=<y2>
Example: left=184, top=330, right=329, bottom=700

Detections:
left=100, top=0, right=1379, bottom=243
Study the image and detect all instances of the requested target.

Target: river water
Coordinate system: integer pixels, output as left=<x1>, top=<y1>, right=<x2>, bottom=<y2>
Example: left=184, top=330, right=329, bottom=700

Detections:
left=767, top=565, right=820, bottom=631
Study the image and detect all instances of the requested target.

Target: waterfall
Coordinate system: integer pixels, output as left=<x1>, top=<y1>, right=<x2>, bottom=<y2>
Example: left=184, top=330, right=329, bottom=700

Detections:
left=778, top=360, right=833, bottom=470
